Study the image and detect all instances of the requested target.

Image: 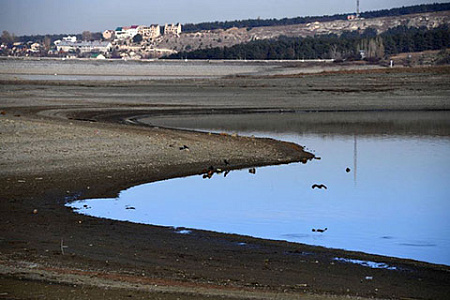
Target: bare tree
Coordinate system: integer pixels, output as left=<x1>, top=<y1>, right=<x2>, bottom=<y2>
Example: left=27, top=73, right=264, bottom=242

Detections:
left=358, top=36, right=385, bottom=59
left=1, top=30, right=14, bottom=44
left=44, top=36, right=51, bottom=50
left=82, top=31, right=92, bottom=41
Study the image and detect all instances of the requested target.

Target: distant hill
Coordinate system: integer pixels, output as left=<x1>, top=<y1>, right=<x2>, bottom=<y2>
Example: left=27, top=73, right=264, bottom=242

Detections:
left=166, top=24, right=450, bottom=61
left=182, top=3, right=450, bottom=32
left=157, top=10, right=450, bottom=56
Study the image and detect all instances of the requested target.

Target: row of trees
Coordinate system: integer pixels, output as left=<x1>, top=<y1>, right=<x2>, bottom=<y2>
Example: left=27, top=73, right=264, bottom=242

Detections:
left=166, top=25, right=450, bottom=60
left=182, top=3, right=450, bottom=32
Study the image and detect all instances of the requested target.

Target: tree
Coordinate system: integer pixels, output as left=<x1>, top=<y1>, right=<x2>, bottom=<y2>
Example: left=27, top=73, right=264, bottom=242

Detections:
left=374, top=36, right=385, bottom=58
left=82, top=31, right=92, bottom=41
left=1, top=30, right=14, bottom=44
left=359, top=36, right=384, bottom=59
left=44, top=36, right=51, bottom=51
left=132, top=34, right=143, bottom=44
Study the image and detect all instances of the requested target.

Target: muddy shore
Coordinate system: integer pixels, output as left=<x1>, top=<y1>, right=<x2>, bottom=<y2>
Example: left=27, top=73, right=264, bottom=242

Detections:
left=1, top=64, right=450, bottom=299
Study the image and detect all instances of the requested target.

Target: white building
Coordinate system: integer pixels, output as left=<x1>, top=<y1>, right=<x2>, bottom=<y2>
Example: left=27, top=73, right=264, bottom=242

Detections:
left=56, top=41, right=112, bottom=54
left=62, top=36, right=77, bottom=43
left=30, top=43, right=42, bottom=52
left=115, top=25, right=139, bottom=40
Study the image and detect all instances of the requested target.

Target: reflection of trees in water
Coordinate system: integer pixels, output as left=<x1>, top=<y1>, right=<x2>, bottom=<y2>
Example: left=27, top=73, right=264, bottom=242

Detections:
left=144, top=111, right=450, bottom=137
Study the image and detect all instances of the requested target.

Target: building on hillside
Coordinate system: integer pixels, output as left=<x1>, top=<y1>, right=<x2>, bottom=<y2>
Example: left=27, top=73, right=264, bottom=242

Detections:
left=115, top=25, right=139, bottom=40
left=164, top=23, right=182, bottom=35
left=103, top=30, right=115, bottom=40
left=56, top=41, right=112, bottom=54
left=137, top=24, right=161, bottom=40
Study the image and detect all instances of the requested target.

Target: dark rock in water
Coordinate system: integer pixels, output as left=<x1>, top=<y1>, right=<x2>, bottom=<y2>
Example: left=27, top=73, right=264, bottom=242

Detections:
left=249, top=168, right=256, bottom=174
left=346, top=167, right=351, bottom=173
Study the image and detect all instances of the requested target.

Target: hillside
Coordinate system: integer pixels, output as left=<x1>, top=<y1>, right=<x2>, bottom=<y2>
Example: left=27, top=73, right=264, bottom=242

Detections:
left=181, top=2, right=450, bottom=32
left=154, top=11, right=450, bottom=54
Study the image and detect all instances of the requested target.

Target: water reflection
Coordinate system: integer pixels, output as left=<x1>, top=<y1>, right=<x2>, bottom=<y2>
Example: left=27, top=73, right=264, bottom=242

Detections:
left=139, top=111, right=450, bottom=137
left=68, top=112, right=450, bottom=266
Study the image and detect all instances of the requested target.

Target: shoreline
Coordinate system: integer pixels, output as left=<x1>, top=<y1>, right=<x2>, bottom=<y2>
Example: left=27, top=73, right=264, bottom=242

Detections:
left=1, top=65, right=450, bottom=299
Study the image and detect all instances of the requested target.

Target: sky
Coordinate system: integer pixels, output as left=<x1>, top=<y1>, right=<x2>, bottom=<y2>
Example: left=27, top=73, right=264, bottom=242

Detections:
left=1, top=0, right=448, bottom=36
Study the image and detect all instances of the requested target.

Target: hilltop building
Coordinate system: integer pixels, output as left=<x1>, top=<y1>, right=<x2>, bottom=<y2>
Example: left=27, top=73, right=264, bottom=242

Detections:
left=137, top=25, right=161, bottom=40
left=164, top=23, right=182, bottom=35
left=115, top=25, right=139, bottom=40
left=108, top=23, right=181, bottom=43
left=103, top=30, right=115, bottom=40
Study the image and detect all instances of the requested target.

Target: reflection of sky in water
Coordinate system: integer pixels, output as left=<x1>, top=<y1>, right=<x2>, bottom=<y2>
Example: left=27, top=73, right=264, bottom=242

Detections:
left=69, top=132, right=450, bottom=266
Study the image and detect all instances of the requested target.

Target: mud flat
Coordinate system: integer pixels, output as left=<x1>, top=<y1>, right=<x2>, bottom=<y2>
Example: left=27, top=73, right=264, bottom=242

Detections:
left=1, top=61, right=450, bottom=299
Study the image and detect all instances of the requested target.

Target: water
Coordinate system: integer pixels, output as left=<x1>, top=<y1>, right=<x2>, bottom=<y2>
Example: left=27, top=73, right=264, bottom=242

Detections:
left=67, top=112, right=450, bottom=265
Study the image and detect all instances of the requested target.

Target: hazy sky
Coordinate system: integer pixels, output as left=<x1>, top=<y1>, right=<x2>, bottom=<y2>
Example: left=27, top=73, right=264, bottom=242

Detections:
left=1, top=0, right=448, bottom=35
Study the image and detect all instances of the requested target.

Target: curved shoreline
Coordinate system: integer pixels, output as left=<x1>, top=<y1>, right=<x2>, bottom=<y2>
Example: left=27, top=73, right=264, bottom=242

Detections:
left=1, top=68, right=450, bottom=299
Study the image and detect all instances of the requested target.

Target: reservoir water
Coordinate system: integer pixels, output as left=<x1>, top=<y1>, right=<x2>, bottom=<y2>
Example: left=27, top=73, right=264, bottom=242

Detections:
left=67, top=111, right=450, bottom=265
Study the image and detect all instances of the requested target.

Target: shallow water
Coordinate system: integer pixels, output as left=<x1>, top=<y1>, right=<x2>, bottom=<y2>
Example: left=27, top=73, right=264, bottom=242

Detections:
left=68, top=112, right=450, bottom=265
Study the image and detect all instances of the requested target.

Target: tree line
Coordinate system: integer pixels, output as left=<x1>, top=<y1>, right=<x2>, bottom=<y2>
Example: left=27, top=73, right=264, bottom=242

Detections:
left=165, top=25, right=450, bottom=60
left=182, top=3, right=450, bottom=33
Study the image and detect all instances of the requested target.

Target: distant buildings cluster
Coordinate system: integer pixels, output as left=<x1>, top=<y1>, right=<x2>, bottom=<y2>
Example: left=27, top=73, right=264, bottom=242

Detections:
left=104, top=23, right=181, bottom=42
left=0, top=23, right=182, bottom=59
left=53, top=38, right=112, bottom=58
left=0, top=41, right=44, bottom=56
left=54, top=23, right=181, bottom=59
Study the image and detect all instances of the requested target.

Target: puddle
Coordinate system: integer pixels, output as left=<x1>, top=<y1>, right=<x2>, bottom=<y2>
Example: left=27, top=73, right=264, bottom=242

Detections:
left=332, top=257, right=398, bottom=270
left=67, top=111, right=450, bottom=266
